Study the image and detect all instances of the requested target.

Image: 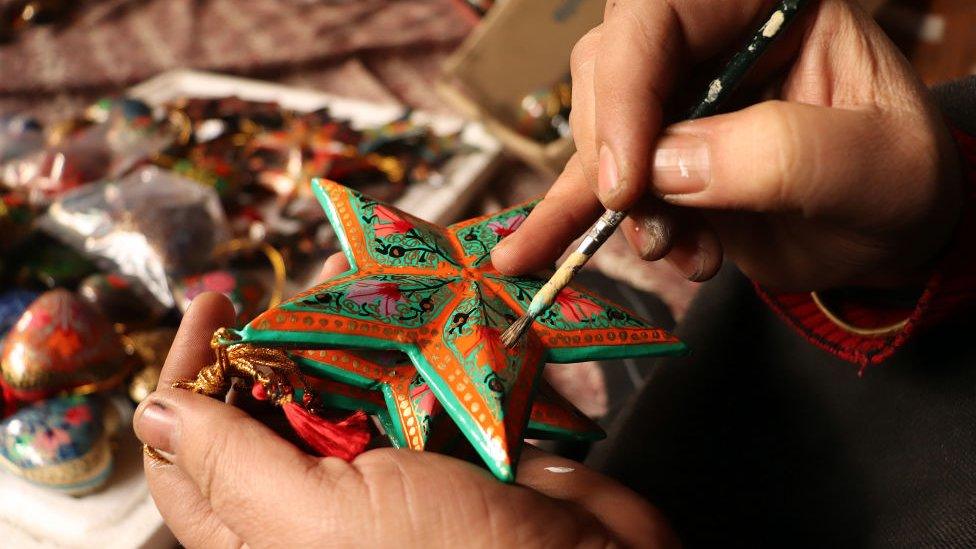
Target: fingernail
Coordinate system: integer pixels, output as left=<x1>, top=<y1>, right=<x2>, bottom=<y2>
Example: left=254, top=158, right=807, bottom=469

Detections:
left=671, top=247, right=709, bottom=282
left=653, top=134, right=710, bottom=195
left=597, top=144, right=620, bottom=201
left=629, top=214, right=672, bottom=260
left=135, top=400, right=178, bottom=459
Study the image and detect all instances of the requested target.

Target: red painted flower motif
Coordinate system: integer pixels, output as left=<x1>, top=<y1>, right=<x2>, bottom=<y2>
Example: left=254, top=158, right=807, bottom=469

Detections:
left=410, top=383, right=439, bottom=416
left=555, top=289, right=603, bottom=323
left=457, top=325, right=508, bottom=372
left=63, top=405, right=92, bottom=426
left=346, top=280, right=406, bottom=316
left=488, top=214, right=525, bottom=238
left=374, top=205, right=414, bottom=237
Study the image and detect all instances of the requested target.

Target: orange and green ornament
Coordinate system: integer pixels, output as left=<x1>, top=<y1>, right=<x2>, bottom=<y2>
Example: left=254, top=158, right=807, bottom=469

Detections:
left=209, top=180, right=685, bottom=481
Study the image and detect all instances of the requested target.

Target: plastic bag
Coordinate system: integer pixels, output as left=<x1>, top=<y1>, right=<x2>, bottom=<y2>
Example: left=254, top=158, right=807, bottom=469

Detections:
left=40, top=167, right=229, bottom=307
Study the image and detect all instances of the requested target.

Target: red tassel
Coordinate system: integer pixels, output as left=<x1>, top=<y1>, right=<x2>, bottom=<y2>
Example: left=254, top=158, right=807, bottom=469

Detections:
left=282, top=404, right=371, bottom=461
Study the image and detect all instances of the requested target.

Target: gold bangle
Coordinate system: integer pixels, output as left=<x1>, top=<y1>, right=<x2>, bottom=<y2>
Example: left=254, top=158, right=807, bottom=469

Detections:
left=213, top=239, right=287, bottom=308
left=810, top=291, right=909, bottom=337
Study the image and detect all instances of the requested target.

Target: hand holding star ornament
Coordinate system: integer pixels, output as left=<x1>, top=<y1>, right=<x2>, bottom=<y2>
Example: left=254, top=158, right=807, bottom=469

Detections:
left=204, top=180, right=685, bottom=481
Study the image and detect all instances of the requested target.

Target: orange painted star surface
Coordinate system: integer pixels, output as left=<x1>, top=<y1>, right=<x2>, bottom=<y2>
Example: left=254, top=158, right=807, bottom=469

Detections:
left=291, top=349, right=605, bottom=453
left=230, top=180, right=685, bottom=481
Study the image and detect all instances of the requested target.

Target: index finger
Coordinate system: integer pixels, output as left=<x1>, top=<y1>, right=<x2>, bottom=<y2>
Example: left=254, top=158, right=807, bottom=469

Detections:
left=593, top=0, right=772, bottom=210
left=491, top=154, right=603, bottom=275
left=158, top=292, right=237, bottom=388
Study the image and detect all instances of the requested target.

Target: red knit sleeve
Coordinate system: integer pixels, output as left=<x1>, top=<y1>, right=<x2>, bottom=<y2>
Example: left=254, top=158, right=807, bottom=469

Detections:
left=755, top=127, right=976, bottom=372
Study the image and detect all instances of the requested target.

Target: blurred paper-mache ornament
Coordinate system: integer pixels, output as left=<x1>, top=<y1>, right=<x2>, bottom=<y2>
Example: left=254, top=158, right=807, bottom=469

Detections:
left=0, top=289, right=128, bottom=405
left=41, top=166, right=230, bottom=307
left=175, top=270, right=268, bottom=326
left=0, top=192, right=36, bottom=253
left=0, top=395, right=113, bottom=495
left=0, top=114, right=44, bottom=163
left=78, top=273, right=167, bottom=328
left=123, top=328, right=176, bottom=403
left=10, top=234, right=98, bottom=289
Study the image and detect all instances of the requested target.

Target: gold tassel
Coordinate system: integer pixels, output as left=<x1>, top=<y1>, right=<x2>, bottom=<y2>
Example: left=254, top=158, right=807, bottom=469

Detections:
left=144, top=328, right=306, bottom=462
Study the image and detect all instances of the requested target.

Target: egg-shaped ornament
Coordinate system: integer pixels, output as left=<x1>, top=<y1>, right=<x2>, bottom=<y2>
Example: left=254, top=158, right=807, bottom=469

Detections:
left=0, top=289, right=129, bottom=403
left=0, top=394, right=113, bottom=496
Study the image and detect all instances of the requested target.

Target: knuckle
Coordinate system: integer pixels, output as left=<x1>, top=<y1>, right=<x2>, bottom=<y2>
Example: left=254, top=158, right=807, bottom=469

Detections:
left=570, top=26, right=601, bottom=76
left=755, top=101, right=806, bottom=210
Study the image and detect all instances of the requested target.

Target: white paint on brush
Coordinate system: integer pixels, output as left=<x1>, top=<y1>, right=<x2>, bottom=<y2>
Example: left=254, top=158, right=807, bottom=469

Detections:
left=705, top=79, right=722, bottom=103
left=762, top=10, right=785, bottom=38
left=545, top=466, right=575, bottom=474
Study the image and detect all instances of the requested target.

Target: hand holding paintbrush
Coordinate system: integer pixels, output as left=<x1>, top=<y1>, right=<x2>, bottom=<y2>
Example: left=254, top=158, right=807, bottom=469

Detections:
left=502, top=0, right=810, bottom=347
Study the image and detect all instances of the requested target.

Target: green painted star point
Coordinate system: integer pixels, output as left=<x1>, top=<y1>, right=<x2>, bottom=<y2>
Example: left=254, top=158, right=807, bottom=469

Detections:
left=231, top=179, right=686, bottom=481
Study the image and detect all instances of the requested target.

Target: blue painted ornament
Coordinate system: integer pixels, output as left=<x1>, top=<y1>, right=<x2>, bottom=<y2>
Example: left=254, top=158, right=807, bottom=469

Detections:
left=0, top=395, right=113, bottom=496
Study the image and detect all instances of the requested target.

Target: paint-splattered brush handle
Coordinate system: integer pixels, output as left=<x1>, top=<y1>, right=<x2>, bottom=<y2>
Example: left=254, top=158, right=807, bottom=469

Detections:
left=522, top=0, right=809, bottom=320
left=524, top=209, right=626, bottom=318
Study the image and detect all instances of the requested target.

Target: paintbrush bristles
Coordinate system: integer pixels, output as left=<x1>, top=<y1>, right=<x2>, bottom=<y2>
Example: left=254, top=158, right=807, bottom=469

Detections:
left=500, top=314, right=534, bottom=348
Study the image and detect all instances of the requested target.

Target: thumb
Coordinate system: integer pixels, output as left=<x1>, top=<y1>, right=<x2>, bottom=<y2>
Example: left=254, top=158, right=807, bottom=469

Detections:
left=135, top=388, right=341, bottom=545
left=651, top=100, right=940, bottom=228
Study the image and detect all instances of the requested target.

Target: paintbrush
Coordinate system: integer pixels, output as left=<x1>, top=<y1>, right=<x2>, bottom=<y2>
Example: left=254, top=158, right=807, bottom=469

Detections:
left=501, top=0, right=810, bottom=348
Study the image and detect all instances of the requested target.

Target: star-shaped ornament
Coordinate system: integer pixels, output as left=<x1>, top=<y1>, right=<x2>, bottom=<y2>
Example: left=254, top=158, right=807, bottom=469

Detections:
left=224, top=180, right=685, bottom=481
left=290, top=349, right=605, bottom=453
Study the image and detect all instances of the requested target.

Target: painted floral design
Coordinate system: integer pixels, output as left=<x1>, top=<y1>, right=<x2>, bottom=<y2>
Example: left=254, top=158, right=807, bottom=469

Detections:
left=487, top=275, right=644, bottom=331
left=64, top=404, right=93, bottom=426
left=0, top=395, right=102, bottom=469
left=346, top=279, right=406, bottom=317
left=487, top=214, right=525, bottom=238
left=351, top=189, right=460, bottom=269
left=373, top=205, right=414, bottom=236
left=442, top=289, right=521, bottom=419
left=34, top=428, right=71, bottom=456
left=457, top=325, right=506, bottom=373
left=292, top=275, right=456, bottom=328
left=244, top=181, right=683, bottom=481
left=554, top=289, right=603, bottom=323
left=410, top=381, right=438, bottom=417
left=1, top=289, right=127, bottom=394
left=453, top=206, right=535, bottom=267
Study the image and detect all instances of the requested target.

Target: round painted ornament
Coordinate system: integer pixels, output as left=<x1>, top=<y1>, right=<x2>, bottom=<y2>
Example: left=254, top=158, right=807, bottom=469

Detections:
left=0, top=394, right=113, bottom=496
left=78, top=273, right=168, bottom=328
left=0, top=289, right=129, bottom=402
